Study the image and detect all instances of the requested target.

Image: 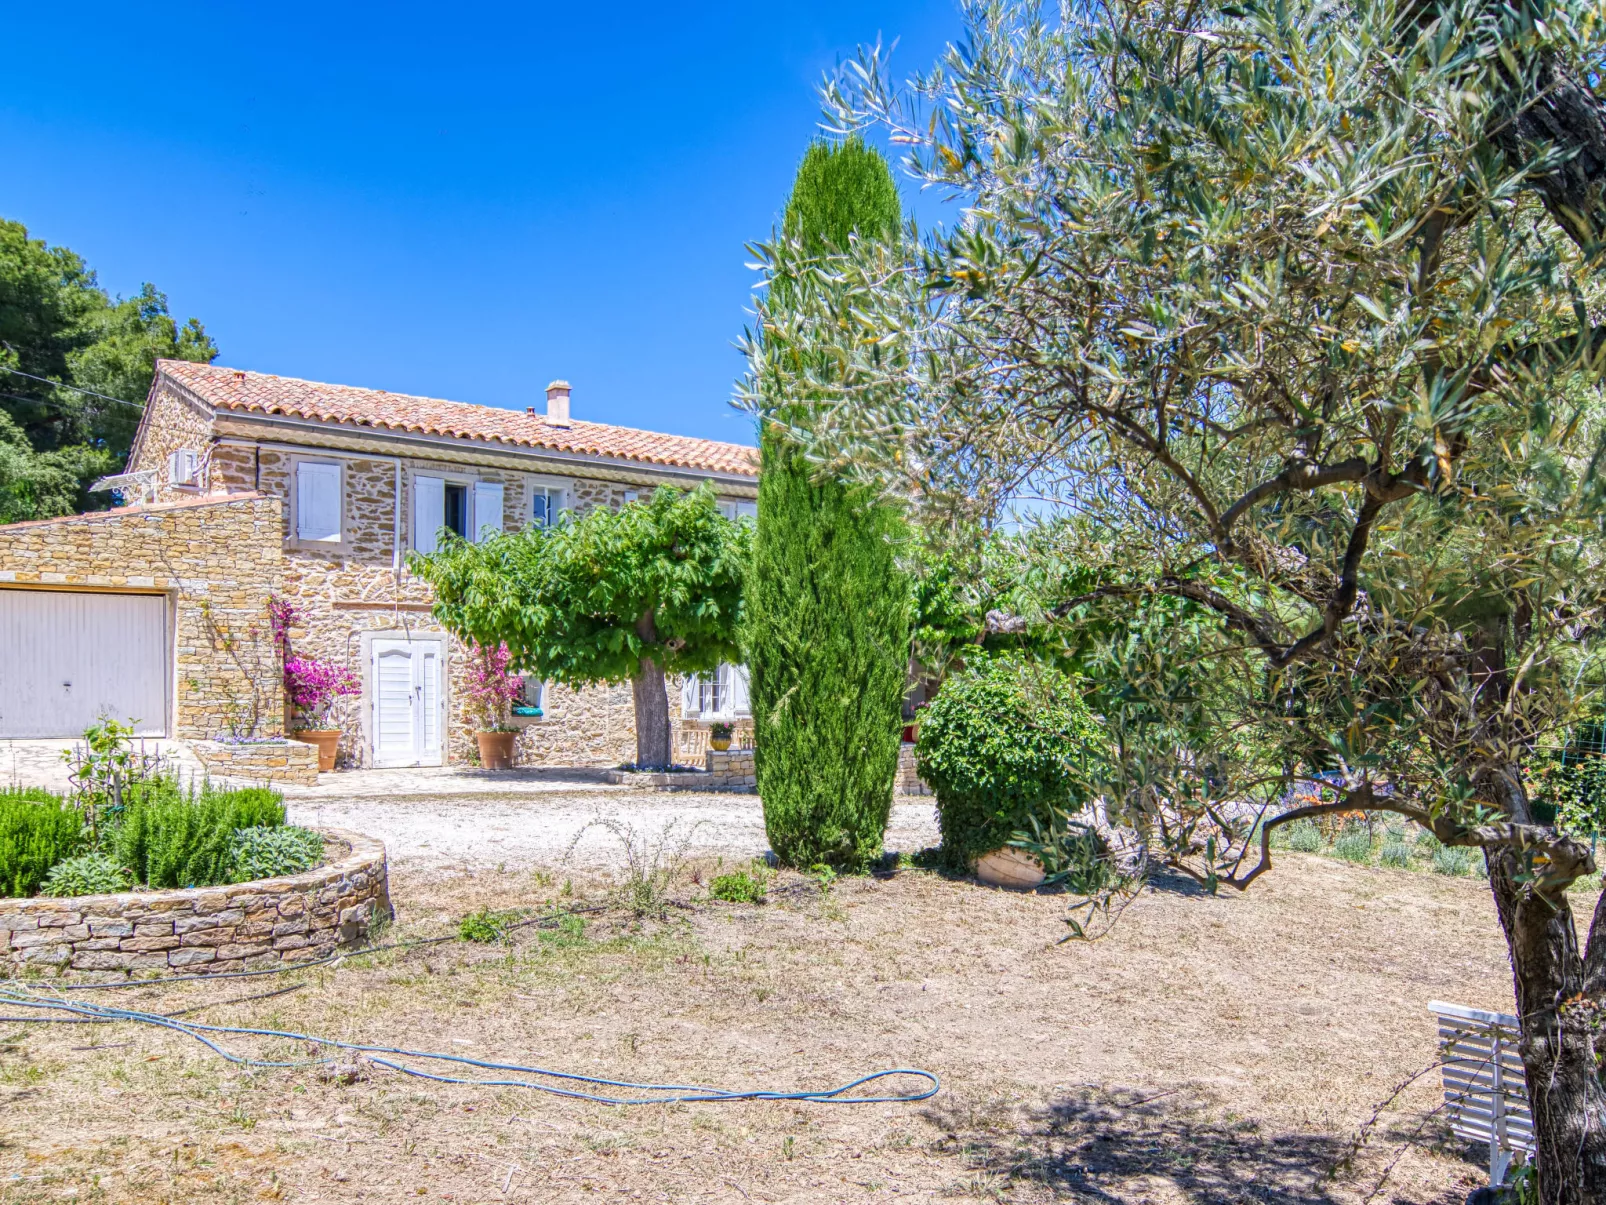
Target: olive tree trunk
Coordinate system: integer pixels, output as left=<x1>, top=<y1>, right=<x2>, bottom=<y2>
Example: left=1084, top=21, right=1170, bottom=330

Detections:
left=630, top=610, right=672, bottom=770
left=1478, top=761, right=1606, bottom=1202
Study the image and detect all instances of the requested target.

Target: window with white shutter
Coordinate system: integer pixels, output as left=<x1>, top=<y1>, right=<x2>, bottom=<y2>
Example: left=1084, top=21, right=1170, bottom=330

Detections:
left=295, top=461, right=342, bottom=543
left=730, top=664, right=751, bottom=716
left=472, top=481, right=504, bottom=543
left=414, top=475, right=445, bottom=554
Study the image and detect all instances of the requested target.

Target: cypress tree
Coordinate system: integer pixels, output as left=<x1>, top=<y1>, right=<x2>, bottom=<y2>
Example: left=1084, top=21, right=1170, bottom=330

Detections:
left=749, top=139, right=911, bottom=870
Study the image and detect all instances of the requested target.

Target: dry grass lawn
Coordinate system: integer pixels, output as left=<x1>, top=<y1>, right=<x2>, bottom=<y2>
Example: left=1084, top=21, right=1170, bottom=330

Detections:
left=0, top=851, right=1518, bottom=1204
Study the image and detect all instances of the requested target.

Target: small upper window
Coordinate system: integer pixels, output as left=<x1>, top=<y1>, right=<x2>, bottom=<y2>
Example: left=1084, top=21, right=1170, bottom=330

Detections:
left=718, top=499, right=758, bottom=523
left=444, top=483, right=469, bottom=539
left=295, top=461, right=342, bottom=543
left=530, top=483, right=566, bottom=528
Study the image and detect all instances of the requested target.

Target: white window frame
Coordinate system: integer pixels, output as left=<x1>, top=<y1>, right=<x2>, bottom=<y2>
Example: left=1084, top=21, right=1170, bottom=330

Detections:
left=681, top=662, right=751, bottom=720
left=411, top=467, right=497, bottom=552
left=289, top=456, right=346, bottom=549
left=526, top=475, right=569, bottom=530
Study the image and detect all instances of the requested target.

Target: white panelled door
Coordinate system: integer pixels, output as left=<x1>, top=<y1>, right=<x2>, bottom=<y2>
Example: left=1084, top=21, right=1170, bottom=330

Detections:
left=371, top=639, right=445, bottom=767
left=0, top=590, right=169, bottom=738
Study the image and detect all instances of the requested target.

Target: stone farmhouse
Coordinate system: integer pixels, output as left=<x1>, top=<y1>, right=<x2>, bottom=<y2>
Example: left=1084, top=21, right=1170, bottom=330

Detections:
left=0, top=360, right=758, bottom=769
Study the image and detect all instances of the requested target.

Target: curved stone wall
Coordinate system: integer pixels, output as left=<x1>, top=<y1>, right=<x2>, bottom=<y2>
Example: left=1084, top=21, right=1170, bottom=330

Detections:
left=0, top=829, right=389, bottom=976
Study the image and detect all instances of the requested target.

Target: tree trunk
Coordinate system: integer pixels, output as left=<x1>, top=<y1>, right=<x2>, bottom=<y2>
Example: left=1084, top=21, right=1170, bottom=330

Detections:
left=631, top=610, right=672, bottom=769
left=1479, top=757, right=1606, bottom=1201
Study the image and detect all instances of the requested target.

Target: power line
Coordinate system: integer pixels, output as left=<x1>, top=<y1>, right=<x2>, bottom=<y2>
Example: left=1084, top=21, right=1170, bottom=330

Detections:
left=0, top=364, right=145, bottom=410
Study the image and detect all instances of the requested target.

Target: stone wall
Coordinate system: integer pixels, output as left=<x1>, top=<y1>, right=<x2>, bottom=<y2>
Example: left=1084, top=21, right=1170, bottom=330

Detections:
left=706, top=748, right=756, bottom=789
left=130, top=380, right=219, bottom=503
left=192, top=738, right=320, bottom=786
left=0, top=494, right=285, bottom=741
left=897, top=743, right=931, bottom=796
left=0, top=829, right=388, bottom=975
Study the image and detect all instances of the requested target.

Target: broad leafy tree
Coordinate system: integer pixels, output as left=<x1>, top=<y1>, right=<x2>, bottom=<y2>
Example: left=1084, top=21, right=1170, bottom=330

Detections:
left=744, top=0, right=1606, bottom=1194
left=0, top=218, right=216, bottom=520
left=410, top=485, right=747, bottom=769
left=746, top=139, right=912, bottom=870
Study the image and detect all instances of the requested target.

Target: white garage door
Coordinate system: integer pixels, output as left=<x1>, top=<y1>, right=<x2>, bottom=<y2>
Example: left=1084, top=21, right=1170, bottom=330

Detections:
left=0, top=590, right=170, bottom=738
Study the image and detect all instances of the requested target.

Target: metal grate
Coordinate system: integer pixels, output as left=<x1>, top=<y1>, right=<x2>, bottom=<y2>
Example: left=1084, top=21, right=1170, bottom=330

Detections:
left=1430, top=1000, right=1532, bottom=1185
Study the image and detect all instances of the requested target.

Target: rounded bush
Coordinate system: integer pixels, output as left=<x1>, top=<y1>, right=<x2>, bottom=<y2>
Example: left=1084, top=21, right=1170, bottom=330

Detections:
left=0, top=791, right=85, bottom=898
left=1379, top=841, right=1413, bottom=868
left=915, top=657, right=1104, bottom=865
left=1332, top=830, right=1374, bottom=864
left=1282, top=820, right=1323, bottom=853
left=41, top=851, right=130, bottom=897
left=1432, top=845, right=1475, bottom=876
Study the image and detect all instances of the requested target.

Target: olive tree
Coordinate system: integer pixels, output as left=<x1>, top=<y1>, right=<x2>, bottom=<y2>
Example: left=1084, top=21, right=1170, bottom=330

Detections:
left=409, top=485, right=747, bottom=769
left=741, top=0, right=1606, bottom=1195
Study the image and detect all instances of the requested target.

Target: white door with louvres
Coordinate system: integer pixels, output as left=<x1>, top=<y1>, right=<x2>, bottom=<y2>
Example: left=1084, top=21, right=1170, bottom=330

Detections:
left=371, top=638, right=444, bottom=767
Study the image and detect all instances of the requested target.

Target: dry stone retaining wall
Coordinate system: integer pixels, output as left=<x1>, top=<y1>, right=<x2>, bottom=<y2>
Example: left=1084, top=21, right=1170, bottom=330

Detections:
left=192, top=738, right=320, bottom=785
left=0, top=829, right=388, bottom=976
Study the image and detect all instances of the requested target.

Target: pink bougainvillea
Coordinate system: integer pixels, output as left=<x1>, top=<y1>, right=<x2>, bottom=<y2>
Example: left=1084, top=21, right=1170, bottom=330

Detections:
left=284, top=656, right=361, bottom=728
left=463, top=642, right=524, bottom=732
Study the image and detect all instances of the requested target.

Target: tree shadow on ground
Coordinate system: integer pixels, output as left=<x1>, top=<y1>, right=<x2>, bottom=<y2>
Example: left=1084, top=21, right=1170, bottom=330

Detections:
left=923, top=1083, right=1463, bottom=1203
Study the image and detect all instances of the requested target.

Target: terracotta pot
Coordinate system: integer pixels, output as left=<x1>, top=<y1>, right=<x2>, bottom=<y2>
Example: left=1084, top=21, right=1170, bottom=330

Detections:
left=476, top=730, right=518, bottom=770
left=974, top=846, right=1046, bottom=890
left=902, top=724, right=919, bottom=744
left=709, top=736, right=732, bottom=752
left=291, top=729, right=341, bottom=773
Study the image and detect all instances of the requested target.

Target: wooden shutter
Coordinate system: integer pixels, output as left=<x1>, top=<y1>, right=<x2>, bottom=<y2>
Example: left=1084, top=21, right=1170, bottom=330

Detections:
left=296, top=462, right=342, bottom=542
left=730, top=664, right=751, bottom=715
left=680, top=674, right=699, bottom=717
left=472, top=481, right=504, bottom=543
left=414, top=476, right=445, bottom=554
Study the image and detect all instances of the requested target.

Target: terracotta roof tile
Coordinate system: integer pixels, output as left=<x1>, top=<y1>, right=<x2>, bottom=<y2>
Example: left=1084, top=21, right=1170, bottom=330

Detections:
left=158, top=361, right=758, bottom=478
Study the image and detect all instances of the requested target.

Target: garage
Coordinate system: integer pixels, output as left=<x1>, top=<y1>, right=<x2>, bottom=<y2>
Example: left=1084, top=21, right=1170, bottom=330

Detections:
left=0, top=589, right=170, bottom=738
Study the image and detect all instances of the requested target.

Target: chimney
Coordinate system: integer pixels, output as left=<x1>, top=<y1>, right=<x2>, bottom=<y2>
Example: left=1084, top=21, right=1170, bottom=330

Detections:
left=545, top=380, right=572, bottom=428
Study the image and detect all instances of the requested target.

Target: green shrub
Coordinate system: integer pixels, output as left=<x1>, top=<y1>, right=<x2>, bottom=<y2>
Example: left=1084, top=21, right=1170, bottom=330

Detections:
left=41, top=852, right=131, bottom=897
left=459, top=908, right=520, bottom=943
left=709, top=868, right=768, bottom=903
left=114, top=781, right=285, bottom=889
left=1432, top=845, right=1475, bottom=877
left=916, top=657, right=1105, bottom=865
left=1282, top=820, right=1323, bottom=853
left=1379, top=841, right=1414, bottom=868
left=1332, top=830, right=1374, bottom=864
left=1415, top=826, right=1441, bottom=851
left=230, top=826, right=323, bottom=881
left=0, top=791, right=84, bottom=898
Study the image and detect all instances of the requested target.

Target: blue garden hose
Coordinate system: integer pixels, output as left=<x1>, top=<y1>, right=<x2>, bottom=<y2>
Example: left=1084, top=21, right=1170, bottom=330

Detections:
left=0, top=981, right=939, bottom=1106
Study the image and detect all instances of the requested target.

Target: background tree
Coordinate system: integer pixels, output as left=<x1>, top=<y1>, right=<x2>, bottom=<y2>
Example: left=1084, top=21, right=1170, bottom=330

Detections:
left=746, top=139, right=911, bottom=870
left=0, top=218, right=216, bottom=520
left=410, top=485, right=747, bottom=769
left=745, top=0, right=1606, bottom=1195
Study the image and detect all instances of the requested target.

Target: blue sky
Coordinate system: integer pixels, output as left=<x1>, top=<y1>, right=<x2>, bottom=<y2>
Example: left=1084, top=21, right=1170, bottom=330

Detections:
left=1, top=2, right=966, bottom=447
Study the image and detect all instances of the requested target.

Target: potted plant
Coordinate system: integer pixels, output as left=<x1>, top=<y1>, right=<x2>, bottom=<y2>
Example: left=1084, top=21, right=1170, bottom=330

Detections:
left=709, top=721, right=734, bottom=752
left=466, top=643, right=523, bottom=770
left=284, top=656, right=361, bottom=771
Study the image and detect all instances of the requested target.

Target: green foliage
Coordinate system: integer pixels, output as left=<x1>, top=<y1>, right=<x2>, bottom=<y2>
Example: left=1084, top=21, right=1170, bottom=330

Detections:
left=1528, top=715, right=1606, bottom=835
left=750, top=138, right=911, bottom=871
left=1282, top=822, right=1323, bottom=853
left=1380, top=841, right=1414, bottom=868
left=1332, top=830, right=1375, bottom=865
left=709, top=867, right=768, bottom=903
left=113, top=781, right=285, bottom=890
left=0, top=217, right=217, bottom=521
left=459, top=908, right=521, bottom=943
left=229, top=826, right=324, bottom=881
left=41, top=851, right=131, bottom=897
left=410, top=484, right=747, bottom=767
left=916, top=657, right=1104, bottom=864
left=1433, top=846, right=1476, bottom=877
left=0, top=791, right=84, bottom=898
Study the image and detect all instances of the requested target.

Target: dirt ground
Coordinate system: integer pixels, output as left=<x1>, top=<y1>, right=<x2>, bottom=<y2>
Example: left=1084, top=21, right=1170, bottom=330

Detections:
left=0, top=851, right=1513, bottom=1204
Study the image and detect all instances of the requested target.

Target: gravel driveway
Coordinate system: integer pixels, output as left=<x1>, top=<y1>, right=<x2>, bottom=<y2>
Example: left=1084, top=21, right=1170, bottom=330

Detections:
left=288, top=787, right=940, bottom=873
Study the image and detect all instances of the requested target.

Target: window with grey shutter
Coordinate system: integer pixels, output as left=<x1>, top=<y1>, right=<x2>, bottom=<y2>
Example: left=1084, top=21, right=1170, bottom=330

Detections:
left=414, top=475, right=445, bottom=554
left=296, top=462, right=342, bottom=543
left=472, top=481, right=505, bottom=543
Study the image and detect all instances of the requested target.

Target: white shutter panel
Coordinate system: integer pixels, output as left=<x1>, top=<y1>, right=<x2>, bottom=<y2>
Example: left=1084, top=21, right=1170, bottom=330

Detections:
left=730, top=664, right=751, bottom=716
left=414, top=476, right=445, bottom=554
left=680, top=674, right=699, bottom=718
left=472, top=481, right=504, bottom=543
left=296, top=462, right=341, bottom=542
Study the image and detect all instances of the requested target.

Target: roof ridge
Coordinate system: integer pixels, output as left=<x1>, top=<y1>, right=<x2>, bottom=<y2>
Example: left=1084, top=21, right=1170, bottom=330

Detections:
left=155, top=360, right=758, bottom=471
